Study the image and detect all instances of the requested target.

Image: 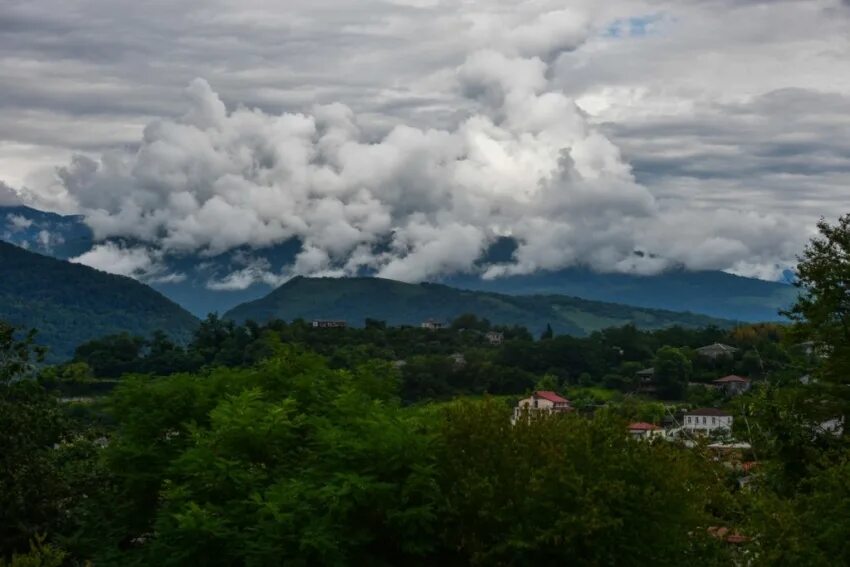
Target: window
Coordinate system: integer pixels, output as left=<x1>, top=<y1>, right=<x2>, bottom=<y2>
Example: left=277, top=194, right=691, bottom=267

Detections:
left=712, top=417, right=716, bottom=425
left=702, top=417, right=707, bottom=424
left=687, top=416, right=692, bottom=424
left=533, top=399, right=538, bottom=408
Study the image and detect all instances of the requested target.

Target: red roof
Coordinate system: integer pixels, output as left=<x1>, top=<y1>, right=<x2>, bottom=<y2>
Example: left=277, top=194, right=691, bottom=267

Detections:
left=534, top=391, right=569, bottom=404
left=628, top=422, right=660, bottom=431
left=713, top=375, right=749, bottom=383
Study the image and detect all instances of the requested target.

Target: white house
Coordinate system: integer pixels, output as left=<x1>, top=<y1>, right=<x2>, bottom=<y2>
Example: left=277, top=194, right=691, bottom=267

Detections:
left=512, top=391, right=573, bottom=422
left=628, top=422, right=664, bottom=440
left=485, top=331, right=504, bottom=345
left=421, top=319, right=444, bottom=330
left=695, top=343, right=738, bottom=360
left=312, top=320, right=347, bottom=328
left=684, top=408, right=733, bottom=433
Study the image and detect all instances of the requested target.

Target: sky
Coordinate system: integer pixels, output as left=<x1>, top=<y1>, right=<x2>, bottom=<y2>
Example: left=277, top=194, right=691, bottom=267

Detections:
left=2, top=0, right=850, bottom=285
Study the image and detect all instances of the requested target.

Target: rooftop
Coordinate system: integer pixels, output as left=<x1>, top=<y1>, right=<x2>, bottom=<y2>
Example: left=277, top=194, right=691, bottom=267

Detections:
left=713, top=375, right=749, bottom=383
left=534, top=390, right=569, bottom=404
left=628, top=422, right=660, bottom=431
left=689, top=407, right=731, bottom=417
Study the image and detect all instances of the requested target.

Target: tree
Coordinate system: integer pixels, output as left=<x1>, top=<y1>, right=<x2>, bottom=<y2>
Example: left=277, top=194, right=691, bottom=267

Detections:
left=0, top=322, right=65, bottom=558
left=786, top=214, right=850, bottom=426
left=653, top=346, right=692, bottom=399
left=540, top=323, right=554, bottom=341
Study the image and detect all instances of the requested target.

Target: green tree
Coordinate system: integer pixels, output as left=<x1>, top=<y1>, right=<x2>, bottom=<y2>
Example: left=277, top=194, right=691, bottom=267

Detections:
left=0, top=323, right=65, bottom=558
left=540, top=323, right=554, bottom=340
left=653, top=346, right=692, bottom=399
left=786, top=214, right=850, bottom=430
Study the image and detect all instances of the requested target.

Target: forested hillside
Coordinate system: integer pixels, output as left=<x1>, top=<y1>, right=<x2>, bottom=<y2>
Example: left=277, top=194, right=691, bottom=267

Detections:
left=0, top=241, right=197, bottom=360
left=225, top=276, right=733, bottom=335
left=445, top=265, right=797, bottom=322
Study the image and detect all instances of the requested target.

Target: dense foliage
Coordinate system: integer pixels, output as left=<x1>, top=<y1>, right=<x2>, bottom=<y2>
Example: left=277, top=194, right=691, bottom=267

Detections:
left=0, top=241, right=198, bottom=360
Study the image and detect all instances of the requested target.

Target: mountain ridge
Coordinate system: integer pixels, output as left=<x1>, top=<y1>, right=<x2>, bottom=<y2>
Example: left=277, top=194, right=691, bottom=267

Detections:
left=0, top=240, right=198, bottom=360
left=224, top=276, right=736, bottom=335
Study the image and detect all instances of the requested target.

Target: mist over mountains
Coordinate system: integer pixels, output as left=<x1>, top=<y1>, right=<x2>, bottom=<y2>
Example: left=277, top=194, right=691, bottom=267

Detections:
left=2, top=204, right=796, bottom=321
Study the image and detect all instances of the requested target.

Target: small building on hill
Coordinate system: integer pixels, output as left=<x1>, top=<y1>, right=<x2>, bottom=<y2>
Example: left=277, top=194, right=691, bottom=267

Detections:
left=312, top=320, right=347, bottom=328
left=485, top=331, right=504, bottom=345
left=712, top=375, right=750, bottom=396
left=684, top=408, right=733, bottom=433
left=695, top=343, right=738, bottom=360
left=421, top=319, right=444, bottom=330
left=513, top=391, right=573, bottom=422
left=628, top=422, right=664, bottom=440
left=635, top=367, right=656, bottom=394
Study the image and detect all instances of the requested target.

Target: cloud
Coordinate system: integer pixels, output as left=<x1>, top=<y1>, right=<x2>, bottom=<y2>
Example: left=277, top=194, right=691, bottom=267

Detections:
left=70, top=242, right=183, bottom=281
left=6, top=214, right=32, bottom=231
left=2, top=0, right=844, bottom=284
left=0, top=181, right=22, bottom=206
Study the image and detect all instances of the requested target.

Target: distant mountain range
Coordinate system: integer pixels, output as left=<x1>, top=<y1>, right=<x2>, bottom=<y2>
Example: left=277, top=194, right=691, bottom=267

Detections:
left=224, top=276, right=734, bottom=335
left=0, top=240, right=197, bottom=360
left=2, top=204, right=798, bottom=321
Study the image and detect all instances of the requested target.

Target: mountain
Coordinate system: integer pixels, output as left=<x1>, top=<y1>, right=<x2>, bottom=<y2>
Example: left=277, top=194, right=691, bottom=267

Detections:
left=224, top=276, right=734, bottom=335
left=2, top=205, right=798, bottom=321
left=1, top=205, right=94, bottom=259
left=443, top=267, right=797, bottom=322
left=0, top=240, right=198, bottom=361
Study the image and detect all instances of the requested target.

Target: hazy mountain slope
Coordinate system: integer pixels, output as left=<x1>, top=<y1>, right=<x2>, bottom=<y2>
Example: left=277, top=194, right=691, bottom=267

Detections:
left=224, top=276, right=733, bottom=335
left=0, top=240, right=198, bottom=360
left=443, top=267, right=797, bottom=322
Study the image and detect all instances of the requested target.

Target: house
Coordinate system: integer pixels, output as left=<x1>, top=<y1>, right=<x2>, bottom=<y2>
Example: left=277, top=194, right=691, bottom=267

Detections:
left=627, top=422, right=664, bottom=440
left=421, top=319, right=444, bottom=330
left=513, top=391, right=573, bottom=422
left=695, top=343, right=738, bottom=360
left=683, top=408, right=733, bottom=433
left=485, top=331, right=504, bottom=345
left=450, top=352, right=466, bottom=368
left=712, top=375, right=751, bottom=396
left=312, top=320, right=347, bottom=328
left=635, top=367, right=656, bottom=394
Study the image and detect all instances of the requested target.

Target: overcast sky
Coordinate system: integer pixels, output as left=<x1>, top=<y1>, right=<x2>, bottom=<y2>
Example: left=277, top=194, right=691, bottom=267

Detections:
left=2, top=0, right=850, bottom=283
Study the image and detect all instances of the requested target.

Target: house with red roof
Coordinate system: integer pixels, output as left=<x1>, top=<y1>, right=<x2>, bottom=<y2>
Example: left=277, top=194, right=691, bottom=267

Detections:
left=627, top=422, right=664, bottom=440
left=512, top=391, right=573, bottom=422
left=712, top=375, right=750, bottom=396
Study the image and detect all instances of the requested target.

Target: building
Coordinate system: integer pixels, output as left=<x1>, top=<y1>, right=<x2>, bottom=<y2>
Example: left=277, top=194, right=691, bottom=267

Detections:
left=683, top=408, right=733, bottom=433
left=421, top=319, right=444, bottom=330
left=635, top=367, right=656, bottom=394
left=627, top=422, right=664, bottom=440
left=485, top=331, right=504, bottom=345
left=695, top=343, right=738, bottom=360
left=712, top=375, right=751, bottom=396
left=513, top=391, right=573, bottom=422
left=312, top=320, right=347, bottom=328
left=450, top=352, right=466, bottom=368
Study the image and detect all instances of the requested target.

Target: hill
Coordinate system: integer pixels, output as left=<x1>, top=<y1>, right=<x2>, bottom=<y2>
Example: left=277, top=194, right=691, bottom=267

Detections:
left=224, top=276, right=733, bottom=335
left=0, top=240, right=198, bottom=360
left=443, top=266, right=797, bottom=322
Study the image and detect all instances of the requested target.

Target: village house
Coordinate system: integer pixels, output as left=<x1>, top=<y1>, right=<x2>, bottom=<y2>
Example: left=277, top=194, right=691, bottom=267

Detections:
left=512, top=391, right=573, bottom=422
left=627, top=422, right=664, bottom=440
left=634, top=367, right=656, bottom=394
left=695, top=343, right=738, bottom=360
left=712, top=375, right=751, bottom=396
left=683, top=408, right=733, bottom=434
left=485, top=331, right=504, bottom=345
left=312, top=320, right=347, bottom=329
left=421, top=319, right=444, bottom=330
